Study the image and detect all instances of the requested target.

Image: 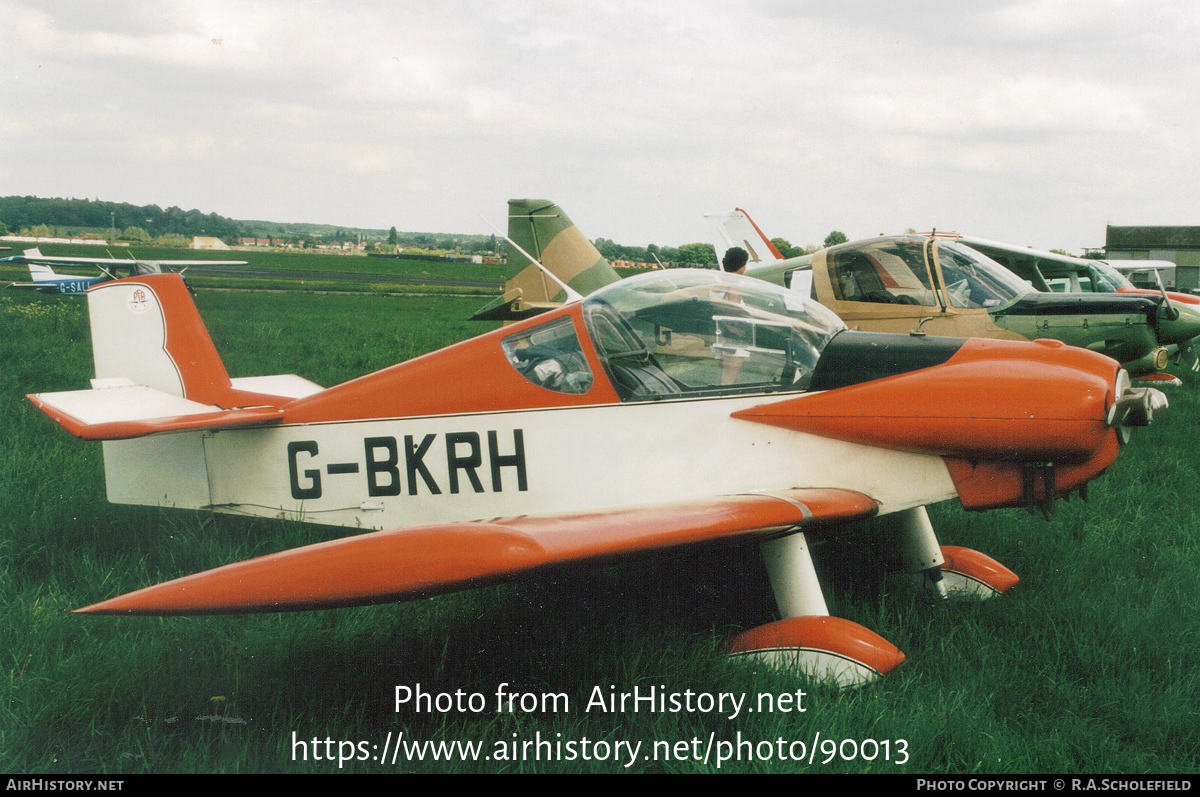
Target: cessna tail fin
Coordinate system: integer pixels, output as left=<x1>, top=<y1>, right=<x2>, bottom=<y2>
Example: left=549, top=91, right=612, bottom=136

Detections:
left=29, top=262, right=57, bottom=283
left=472, top=199, right=621, bottom=321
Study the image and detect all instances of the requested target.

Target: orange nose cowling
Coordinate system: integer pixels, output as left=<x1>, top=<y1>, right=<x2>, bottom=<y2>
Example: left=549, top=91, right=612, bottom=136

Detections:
left=732, top=338, right=1122, bottom=511
left=943, top=431, right=1120, bottom=511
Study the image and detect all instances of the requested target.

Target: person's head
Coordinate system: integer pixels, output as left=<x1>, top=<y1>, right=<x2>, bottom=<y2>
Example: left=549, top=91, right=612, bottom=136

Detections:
left=722, top=246, right=749, bottom=274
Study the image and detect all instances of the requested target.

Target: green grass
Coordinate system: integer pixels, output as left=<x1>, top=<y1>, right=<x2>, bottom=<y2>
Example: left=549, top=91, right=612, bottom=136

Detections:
left=2, top=288, right=1199, bottom=773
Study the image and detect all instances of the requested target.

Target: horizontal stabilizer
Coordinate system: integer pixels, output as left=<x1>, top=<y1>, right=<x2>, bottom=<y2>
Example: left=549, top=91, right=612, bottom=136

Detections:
left=28, top=379, right=284, bottom=441
left=229, top=374, right=323, bottom=399
left=76, top=487, right=878, bottom=615
left=470, top=288, right=560, bottom=321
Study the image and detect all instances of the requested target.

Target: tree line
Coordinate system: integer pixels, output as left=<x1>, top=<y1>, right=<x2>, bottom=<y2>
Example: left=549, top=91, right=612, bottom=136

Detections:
left=0, top=196, right=242, bottom=240
left=593, top=231, right=849, bottom=266
left=0, top=195, right=851, bottom=261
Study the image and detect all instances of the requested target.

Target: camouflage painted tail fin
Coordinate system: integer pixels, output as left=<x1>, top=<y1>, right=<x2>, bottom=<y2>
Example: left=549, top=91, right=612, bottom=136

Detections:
left=472, top=199, right=621, bottom=321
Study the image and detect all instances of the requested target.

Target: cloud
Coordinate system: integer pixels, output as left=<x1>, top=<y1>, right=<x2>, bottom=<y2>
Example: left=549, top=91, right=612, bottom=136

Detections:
left=3, top=0, right=1199, bottom=251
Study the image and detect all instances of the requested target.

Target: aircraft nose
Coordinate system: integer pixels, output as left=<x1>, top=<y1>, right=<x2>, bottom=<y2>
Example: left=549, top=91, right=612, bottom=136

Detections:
left=1159, top=303, right=1200, bottom=346
left=1107, top=369, right=1168, bottom=441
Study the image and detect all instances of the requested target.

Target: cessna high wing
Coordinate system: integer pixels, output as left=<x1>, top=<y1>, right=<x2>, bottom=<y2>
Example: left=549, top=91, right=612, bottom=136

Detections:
left=3, top=247, right=246, bottom=294
left=28, top=204, right=1165, bottom=687
left=698, top=210, right=1180, bottom=376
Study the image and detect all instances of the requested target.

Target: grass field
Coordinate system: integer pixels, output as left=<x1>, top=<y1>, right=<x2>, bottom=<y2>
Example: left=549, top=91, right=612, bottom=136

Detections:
left=1, top=286, right=1198, bottom=774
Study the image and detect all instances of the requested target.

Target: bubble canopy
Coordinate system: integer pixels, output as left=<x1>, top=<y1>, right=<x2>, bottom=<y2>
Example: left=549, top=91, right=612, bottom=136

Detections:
left=582, top=270, right=846, bottom=399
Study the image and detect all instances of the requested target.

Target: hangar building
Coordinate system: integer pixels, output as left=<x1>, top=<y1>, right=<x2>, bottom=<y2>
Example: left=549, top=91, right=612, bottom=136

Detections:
left=1106, top=226, right=1200, bottom=289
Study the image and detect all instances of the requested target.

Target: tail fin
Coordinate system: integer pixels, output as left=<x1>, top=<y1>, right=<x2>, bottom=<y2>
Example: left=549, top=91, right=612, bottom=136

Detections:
left=88, top=274, right=235, bottom=404
left=86, top=273, right=320, bottom=409
left=28, top=274, right=322, bottom=442
left=27, top=273, right=326, bottom=515
left=29, top=263, right=57, bottom=283
left=473, top=199, right=621, bottom=321
left=703, top=208, right=785, bottom=266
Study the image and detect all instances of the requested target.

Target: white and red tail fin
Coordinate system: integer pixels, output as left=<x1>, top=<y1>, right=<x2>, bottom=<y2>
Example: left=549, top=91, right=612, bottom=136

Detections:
left=28, top=273, right=324, bottom=512
left=29, top=274, right=322, bottom=441
left=703, top=208, right=784, bottom=266
left=88, top=274, right=235, bottom=403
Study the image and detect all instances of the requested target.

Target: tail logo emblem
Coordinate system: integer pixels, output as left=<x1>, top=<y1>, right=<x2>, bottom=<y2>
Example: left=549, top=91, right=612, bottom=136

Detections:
left=127, top=288, right=151, bottom=314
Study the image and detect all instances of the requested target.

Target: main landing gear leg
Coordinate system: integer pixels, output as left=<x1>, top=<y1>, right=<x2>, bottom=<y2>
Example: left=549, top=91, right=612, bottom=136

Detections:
left=890, top=506, right=949, bottom=599
left=727, top=531, right=905, bottom=688
left=892, top=506, right=1019, bottom=600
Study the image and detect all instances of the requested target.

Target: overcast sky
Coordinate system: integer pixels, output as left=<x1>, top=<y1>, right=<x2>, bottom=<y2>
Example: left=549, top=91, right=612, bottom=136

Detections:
left=3, top=0, right=1198, bottom=252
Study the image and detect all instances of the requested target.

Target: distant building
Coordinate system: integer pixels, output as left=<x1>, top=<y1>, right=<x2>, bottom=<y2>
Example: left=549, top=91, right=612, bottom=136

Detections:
left=1106, top=226, right=1200, bottom=289
left=193, top=236, right=231, bottom=250
left=1, top=235, right=107, bottom=246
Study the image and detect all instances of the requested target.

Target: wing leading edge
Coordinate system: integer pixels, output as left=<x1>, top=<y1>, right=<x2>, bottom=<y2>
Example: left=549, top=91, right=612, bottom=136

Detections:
left=76, top=488, right=878, bottom=615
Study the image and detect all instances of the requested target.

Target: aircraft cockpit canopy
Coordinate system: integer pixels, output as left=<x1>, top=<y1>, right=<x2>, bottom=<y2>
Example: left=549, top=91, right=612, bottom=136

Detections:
left=95, top=261, right=169, bottom=279
left=1041, top=259, right=1132, bottom=293
left=130, top=262, right=167, bottom=277
left=1086, top=261, right=1135, bottom=291
left=582, top=270, right=845, bottom=401
left=934, top=240, right=1034, bottom=310
left=826, top=236, right=1032, bottom=312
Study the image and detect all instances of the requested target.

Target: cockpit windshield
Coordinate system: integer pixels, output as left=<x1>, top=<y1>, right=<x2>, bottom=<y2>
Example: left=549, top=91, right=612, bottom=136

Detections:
left=582, top=270, right=845, bottom=401
left=934, top=240, right=1032, bottom=311
left=827, top=238, right=941, bottom=307
left=825, top=236, right=1031, bottom=313
left=1088, top=261, right=1135, bottom=291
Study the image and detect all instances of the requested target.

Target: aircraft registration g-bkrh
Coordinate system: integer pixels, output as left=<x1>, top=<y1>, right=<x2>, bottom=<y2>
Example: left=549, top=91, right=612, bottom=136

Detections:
left=2, top=247, right=246, bottom=294
left=27, top=218, right=1164, bottom=688
left=700, top=210, right=1177, bottom=376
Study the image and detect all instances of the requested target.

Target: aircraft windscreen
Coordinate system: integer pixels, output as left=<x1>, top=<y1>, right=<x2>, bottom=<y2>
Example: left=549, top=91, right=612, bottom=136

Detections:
left=583, top=270, right=844, bottom=400
left=826, top=238, right=940, bottom=306
left=935, top=241, right=1032, bottom=310
left=1089, top=261, right=1134, bottom=291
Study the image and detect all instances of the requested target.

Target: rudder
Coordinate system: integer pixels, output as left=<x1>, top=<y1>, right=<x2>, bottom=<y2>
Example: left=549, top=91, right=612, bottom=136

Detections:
left=88, top=274, right=234, bottom=404
left=473, top=199, right=621, bottom=321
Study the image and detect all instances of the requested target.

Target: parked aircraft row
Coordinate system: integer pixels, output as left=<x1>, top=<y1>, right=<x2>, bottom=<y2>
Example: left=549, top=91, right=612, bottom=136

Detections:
left=697, top=209, right=1200, bottom=381
left=3, top=247, right=246, bottom=294
left=23, top=198, right=1172, bottom=688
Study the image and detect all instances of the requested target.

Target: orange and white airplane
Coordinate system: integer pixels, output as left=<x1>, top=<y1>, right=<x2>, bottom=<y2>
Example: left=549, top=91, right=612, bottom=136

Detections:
left=26, top=215, right=1165, bottom=687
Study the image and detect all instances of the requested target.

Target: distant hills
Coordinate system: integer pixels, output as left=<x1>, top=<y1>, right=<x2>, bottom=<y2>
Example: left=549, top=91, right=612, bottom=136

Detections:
left=0, top=196, right=486, bottom=248
left=0, top=195, right=708, bottom=263
left=237, top=219, right=390, bottom=239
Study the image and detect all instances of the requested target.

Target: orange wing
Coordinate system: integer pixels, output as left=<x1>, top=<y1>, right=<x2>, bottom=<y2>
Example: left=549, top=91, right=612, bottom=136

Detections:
left=76, top=488, right=877, bottom=615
